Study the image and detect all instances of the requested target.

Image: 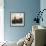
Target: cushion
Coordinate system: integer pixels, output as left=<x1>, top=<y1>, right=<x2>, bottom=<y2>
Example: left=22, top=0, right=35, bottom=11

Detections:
left=17, top=37, right=25, bottom=46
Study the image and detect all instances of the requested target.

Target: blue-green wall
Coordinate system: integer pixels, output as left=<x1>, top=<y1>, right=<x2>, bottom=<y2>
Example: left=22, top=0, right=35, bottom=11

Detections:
left=4, top=0, right=40, bottom=42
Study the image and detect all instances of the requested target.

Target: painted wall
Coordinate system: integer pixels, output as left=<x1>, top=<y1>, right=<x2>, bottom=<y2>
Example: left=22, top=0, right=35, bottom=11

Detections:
left=4, top=0, right=40, bottom=42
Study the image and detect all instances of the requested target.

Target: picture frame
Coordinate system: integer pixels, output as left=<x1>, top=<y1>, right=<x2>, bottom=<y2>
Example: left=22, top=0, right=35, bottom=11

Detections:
left=10, top=12, right=25, bottom=27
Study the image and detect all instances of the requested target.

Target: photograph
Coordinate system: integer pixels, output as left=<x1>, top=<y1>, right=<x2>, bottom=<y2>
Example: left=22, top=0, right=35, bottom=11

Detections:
left=10, top=12, right=24, bottom=26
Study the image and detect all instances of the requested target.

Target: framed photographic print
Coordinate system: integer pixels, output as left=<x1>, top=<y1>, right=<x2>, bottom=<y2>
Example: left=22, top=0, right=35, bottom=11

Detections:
left=10, top=12, right=25, bottom=27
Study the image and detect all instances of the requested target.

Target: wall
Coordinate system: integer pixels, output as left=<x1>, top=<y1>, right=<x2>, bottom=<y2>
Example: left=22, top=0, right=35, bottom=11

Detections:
left=4, top=0, right=40, bottom=42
